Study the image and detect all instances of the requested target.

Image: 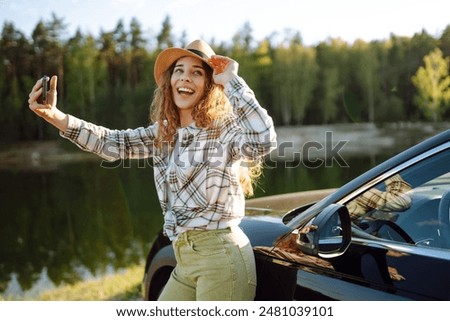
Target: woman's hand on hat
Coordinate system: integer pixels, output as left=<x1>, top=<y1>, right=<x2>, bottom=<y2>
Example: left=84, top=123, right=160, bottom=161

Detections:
left=209, top=55, right=238, bottom=86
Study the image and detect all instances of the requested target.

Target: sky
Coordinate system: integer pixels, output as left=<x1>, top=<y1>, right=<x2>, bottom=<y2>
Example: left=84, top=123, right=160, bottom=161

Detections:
left=0, top=0, right=449, bottom=46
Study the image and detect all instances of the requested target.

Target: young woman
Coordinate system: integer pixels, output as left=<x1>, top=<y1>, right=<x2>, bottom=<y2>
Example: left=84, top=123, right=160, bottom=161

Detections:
left=28, top=39, right=277, bottom=300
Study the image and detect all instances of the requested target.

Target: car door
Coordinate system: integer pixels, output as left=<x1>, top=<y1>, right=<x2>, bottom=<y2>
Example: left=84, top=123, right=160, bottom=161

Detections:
left=262, top=143, right=450, bottom=300
left=343, top=145, right=450, bottom=300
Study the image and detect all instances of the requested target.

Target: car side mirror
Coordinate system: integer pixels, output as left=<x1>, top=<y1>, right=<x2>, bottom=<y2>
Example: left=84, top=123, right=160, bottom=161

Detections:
left=296, top=204, right=351, bottom=258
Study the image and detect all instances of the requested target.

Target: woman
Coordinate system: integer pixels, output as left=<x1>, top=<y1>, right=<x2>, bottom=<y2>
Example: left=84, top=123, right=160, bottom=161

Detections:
left=28, top=39, right=277, bottom=300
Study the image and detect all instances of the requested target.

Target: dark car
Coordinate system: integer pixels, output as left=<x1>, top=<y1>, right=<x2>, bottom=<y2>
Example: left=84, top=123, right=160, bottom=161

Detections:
left=142, top=129, right=450, bottom=300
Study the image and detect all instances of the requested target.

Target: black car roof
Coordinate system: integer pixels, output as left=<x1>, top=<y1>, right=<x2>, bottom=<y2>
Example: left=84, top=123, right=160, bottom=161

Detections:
left=287, top=129, right=450, bottom=228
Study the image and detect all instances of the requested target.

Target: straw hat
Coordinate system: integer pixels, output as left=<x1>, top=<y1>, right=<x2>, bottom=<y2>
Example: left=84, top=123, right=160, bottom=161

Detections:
left=154, top=39, right=215, bottom=87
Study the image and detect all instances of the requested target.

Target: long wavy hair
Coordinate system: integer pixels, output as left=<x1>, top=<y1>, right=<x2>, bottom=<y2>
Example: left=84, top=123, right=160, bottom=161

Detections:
left=150, top=58, right=262, bottom=196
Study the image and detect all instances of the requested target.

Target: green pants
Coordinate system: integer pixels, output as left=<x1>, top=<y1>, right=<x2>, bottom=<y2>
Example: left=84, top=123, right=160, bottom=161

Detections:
left=158, top=227, right=257, bottom=301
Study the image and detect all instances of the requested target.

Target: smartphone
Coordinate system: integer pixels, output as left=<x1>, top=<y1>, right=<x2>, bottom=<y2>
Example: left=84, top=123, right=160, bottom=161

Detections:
left=41, top=75, right=49, bottom=104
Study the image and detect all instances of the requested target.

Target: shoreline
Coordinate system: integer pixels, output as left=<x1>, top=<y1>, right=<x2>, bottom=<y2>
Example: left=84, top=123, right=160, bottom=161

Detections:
left=1, top=122, right=448, bottom=171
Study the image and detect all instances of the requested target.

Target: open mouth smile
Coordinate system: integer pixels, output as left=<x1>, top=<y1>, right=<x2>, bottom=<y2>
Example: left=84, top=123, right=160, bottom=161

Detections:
left=177, top=87, right=194, bottom=95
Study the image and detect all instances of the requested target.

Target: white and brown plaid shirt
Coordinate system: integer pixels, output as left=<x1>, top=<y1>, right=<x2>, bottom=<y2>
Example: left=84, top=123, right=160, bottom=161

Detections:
left=61, top=76, right=277, bottom=240
left=346, top=174, right=412, bottom=219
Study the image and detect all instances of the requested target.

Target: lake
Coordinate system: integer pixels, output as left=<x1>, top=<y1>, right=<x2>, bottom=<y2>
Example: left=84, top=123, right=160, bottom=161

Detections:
left=0, top=123, right=445, bottom=298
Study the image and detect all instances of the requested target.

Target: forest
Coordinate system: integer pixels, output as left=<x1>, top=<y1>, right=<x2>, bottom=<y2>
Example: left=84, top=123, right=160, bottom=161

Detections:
left=1, top=14, right=450, bottom=143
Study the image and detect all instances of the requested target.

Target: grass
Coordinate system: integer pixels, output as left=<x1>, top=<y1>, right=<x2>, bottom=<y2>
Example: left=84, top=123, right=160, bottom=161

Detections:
left=1, top=263, right=145, bottom=301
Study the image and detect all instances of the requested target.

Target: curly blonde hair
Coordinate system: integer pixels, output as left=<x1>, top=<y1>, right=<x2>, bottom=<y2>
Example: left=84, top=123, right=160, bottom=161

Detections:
left=150, top=59, right=262, bottom=197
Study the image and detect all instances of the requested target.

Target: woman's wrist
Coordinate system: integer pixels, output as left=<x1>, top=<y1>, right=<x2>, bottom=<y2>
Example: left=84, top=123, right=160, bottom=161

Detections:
left=48, top=108, right=69, bottom=133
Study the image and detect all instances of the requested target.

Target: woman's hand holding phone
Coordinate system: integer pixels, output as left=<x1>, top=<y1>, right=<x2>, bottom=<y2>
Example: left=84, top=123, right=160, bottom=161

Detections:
left=28, top=75, right=68, bottom=132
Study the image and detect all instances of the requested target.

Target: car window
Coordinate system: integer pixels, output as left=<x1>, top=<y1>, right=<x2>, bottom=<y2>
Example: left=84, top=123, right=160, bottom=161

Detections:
left=347, top=148, right=450, bottom=250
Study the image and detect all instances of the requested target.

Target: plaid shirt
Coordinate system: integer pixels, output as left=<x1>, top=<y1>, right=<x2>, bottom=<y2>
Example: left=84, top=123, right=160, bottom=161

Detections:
left=61, top=76, right=277, bottom=240
left=346, top=174, right=412, bottom=219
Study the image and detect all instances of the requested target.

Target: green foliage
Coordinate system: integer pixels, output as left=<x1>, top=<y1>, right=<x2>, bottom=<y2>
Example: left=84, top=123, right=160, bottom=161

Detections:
left=272, top=41, right=318, bottom=125
left=1, top=15, right=449, bottom=142
left=313, top=39, right=349, bottom=124
left=412, top=48, right=450, bottom=121
left=37, top=263, right=144, bottom=300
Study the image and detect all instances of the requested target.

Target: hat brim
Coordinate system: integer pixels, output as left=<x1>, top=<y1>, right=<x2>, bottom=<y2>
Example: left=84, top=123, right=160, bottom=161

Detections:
left=154, top=48, right=213, bottom=87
